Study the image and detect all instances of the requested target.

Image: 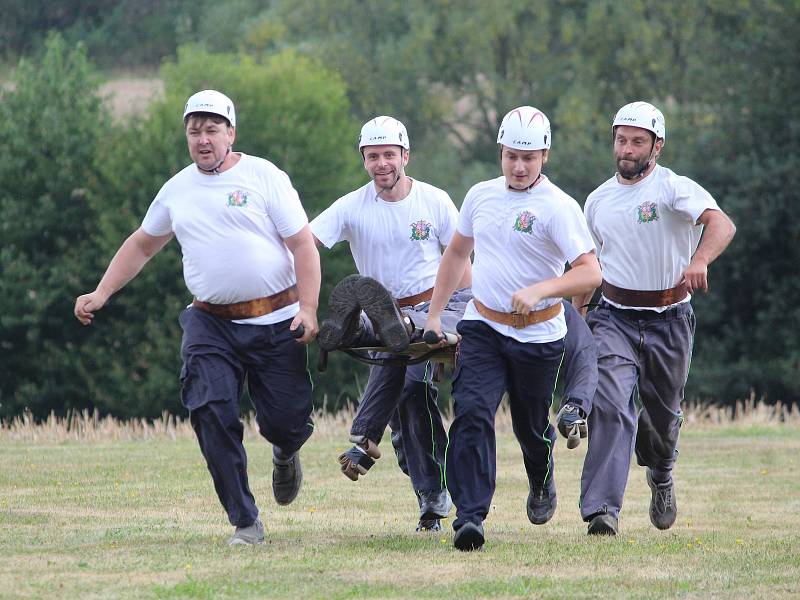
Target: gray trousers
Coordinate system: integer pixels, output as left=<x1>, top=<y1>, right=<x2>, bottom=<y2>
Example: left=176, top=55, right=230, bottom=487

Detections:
left=579, top=300, right=695, bottom=521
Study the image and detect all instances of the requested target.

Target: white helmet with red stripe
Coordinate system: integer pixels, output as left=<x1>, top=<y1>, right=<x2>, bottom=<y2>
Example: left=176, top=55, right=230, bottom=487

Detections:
left=612, top=101, right=665, bottom=140
left=358, top=116, right=409, bottom=151
left=497, top=106, right=551, bottom=150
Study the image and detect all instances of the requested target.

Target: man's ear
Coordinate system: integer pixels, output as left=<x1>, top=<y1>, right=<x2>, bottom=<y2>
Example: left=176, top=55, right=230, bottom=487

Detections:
left=541, top=149, right=549, bottom=165
left=653, top=138, right=664, bottom=158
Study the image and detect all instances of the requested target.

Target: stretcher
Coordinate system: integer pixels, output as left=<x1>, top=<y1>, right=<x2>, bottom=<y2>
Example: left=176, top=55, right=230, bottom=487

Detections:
left=316, top=329, right=459, bottom=376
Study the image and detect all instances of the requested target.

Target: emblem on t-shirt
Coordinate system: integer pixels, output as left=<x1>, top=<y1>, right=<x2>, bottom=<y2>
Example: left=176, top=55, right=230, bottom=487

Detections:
left=410, top=219, right=432, bottom=241
left=637, top=201, right=659, bottom=223
left=227, top=190, right=249, bottom=208
left=513, top=210, right=536, bottom=234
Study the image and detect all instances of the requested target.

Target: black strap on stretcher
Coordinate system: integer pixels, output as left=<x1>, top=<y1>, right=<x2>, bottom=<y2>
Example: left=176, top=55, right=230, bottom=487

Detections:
left=316, top=332, right=458, bottom=374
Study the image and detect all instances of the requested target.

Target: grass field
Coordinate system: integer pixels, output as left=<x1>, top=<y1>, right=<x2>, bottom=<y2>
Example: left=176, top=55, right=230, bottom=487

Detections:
left=1, top=405, right=798, bottom=599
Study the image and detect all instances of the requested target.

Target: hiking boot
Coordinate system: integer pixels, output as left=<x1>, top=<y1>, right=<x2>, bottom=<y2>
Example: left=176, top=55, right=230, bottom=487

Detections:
left=338, top=438, right=381, bottom=481
left=556, top=403, right=588, bottom=449
left=587, top=512, right=618, bottom=536
left=453, top=521, right=485, bottom=551
left=416, top=518, right=442, bottom=532
left=354, top=276, right=410, bottom=352
left=228, top=518, right=265, bottom=546
left=318, top=274, right=364, bottom=350
left=646, top=468, right=677, bottom=530
left=527, top=478, right=557, bottom=525
left=417, top=488, right=452, bottom=521
left=272, top=451, right=302, bottom=505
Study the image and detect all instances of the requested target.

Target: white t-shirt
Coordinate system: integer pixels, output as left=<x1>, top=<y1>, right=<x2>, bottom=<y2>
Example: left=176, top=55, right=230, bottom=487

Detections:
left=310, top=178, right=458, bottom=298
left=458, top=175, right=595, bottom=343
left=141, top=153, right=308, bottom=324
left=584, top=164, right=720, bottom=311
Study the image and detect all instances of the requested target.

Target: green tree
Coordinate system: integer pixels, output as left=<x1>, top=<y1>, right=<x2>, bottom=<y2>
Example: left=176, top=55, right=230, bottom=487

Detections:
left=0, top=35, right=108, bottom=418
left=265, top=0, right=800, bottom=404
left=683, top=0, right=800, bottom=404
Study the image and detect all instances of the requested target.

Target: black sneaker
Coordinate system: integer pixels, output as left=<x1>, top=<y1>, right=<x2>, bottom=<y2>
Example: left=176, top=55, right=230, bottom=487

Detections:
left=318, top=275, right=364, bottom=350
left=527, top=478, right=557, bottom=525
left=354, top=276, right=410, bottom=352
left=646, top=468, right=677, bottom=530
left=453, top=521, right=485, bottom=551
left=556, top=403, right=587, bottom=449
left=417, top=488, right=452, bottom=521
left=272, top=452, right=302, bottom=506
left=587, top=512, right=618, bottom=536
left=416, top=518, right=442, bottom=532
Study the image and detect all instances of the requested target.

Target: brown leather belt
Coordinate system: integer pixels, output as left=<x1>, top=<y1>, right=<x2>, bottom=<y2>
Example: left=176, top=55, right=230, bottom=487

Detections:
left=397, top=287, right=434, bottom=307
left=474, top=299, right=562, bottom=329
left=601, top=280, right=688, bottom=308
left=193, top=285, right=299, bottom=320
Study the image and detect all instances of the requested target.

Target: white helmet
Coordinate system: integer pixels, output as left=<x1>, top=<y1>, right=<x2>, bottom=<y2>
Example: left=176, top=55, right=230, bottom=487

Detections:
left=358, top=116, right=409, bottom=151
left=183, top=89, right=236, bottom=127
left=612, top=101, right=665, bottom=140
left=496, top=106, right=551, bottom=150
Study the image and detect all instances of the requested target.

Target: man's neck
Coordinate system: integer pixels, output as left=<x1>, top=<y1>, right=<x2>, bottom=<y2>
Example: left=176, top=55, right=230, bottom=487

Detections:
left=375, top=175, right=412, bottom=202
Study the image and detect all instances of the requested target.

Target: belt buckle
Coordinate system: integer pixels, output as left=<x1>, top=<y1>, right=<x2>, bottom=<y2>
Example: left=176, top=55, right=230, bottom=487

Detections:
left=511, top=312, right=526, bottom=328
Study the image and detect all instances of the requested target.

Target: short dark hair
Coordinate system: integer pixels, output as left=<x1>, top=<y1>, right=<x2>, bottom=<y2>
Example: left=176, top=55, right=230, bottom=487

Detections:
left=184, top=112, right=231, bottom=129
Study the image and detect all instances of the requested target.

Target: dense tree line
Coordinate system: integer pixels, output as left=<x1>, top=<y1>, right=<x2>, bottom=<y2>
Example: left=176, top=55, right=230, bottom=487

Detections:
left=1, top=1, right=798, bottom=419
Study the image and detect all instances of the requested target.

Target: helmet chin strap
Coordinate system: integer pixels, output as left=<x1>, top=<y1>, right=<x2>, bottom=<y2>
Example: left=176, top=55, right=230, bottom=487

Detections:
left=619, top=140, right=658, bottom=181
left=377, top=172, right=402, bottom=197
left=197, top=146, right=231, bottom=175
left=508, top=173, right=542, bottom=192
left=620, top=159, right=652, bottom=181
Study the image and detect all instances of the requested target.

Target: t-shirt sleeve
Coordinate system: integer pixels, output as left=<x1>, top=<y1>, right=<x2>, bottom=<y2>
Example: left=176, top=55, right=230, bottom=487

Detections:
left=267, top=168, right=308, bottom=238
left=671, top=176, right=720, bottom=223
left=309, top=198, right=348, bottom=249
left=552, top=198, right=597, bottom=264
left=140, top=186, right=173, bottom=236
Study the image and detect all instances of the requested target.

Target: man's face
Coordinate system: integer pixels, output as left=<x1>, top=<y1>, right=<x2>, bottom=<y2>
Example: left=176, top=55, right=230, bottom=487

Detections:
left=362, top=144, right=408, bottom=187
left=501, top=147, right=548, bottom=190
left=613, top=125, right=661, bottom=179
left=186, top=116, right=235, bottom=172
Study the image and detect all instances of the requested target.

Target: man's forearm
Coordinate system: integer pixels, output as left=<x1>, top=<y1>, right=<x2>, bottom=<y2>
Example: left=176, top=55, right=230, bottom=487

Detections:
left=693, top=211, right=736, bottom=267
left=429, top=252, right=466, bottom=318
left=96, top=229, right=171, bottom=299
left=292, top=241, right=321, bottom=311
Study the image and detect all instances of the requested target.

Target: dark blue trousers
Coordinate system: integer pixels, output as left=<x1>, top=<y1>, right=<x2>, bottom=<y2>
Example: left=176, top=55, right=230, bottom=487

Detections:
left=580, top=301, right=695, bottom=521
left=560, top=300, right=598, bottom=415
left=352, top=359, right=447, bottom=492
left=447, top=319, right=565, bottom=529
left=179, top=307, right=314, bottom=527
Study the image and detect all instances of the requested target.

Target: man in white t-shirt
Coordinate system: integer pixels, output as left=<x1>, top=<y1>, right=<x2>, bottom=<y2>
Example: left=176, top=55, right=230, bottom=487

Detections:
left=425, top=106, right=602, bottom=551
left=310, top=116, right=472, bottom=532
left=572, top=101, right=736, bottom=536
left=74, top=90, right=321, bottom=546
